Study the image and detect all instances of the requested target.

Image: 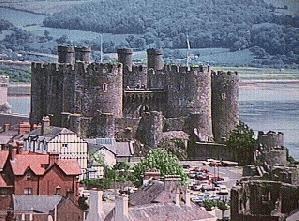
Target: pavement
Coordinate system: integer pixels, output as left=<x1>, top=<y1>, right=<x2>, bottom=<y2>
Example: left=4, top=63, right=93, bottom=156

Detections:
left=181, top=161, right=243, bottom=220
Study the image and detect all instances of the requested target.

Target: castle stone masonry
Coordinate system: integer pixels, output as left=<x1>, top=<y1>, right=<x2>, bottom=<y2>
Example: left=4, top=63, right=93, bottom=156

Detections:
left=30, top=46, right=239, bottom=147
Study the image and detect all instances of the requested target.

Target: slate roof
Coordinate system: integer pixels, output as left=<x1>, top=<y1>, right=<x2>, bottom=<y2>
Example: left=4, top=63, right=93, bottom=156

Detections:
left=28, top=127, right=75, bottom=142
left=104, top=203, right=215, bottom=221
left=127, top=203, right=214, bottom=221
left=13, top=195, right=62, bottom=213
left=87, top=138, right=134, bottom=157
left=287, top=208, right=299, bottom=221
left=129, top=181, right=165, bottom=206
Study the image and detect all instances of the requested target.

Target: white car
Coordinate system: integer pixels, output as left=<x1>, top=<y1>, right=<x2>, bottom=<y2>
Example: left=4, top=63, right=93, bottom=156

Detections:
left=216, top=185, right=229, bottom=195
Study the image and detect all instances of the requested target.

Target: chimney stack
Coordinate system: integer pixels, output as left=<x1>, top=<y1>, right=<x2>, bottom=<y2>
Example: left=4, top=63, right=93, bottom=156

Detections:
left=48, top=152, right=59, bottom=165
left=18, top=122, right=30, bottom=135
left=143, top=169, right=161, bottom=185
left=115, top=195, right=129, bottom=221
left=9, top=145, right=17, bottom=161
left=2, top=123, right=10, bottom=132
left=86, top=190, right=104, bottom=221
left=185, top=189, right=191, bottom=207
left=163, top=175, right=181, bottom=193
left=175, top=189, right=180, bottom=206
left=41, top=116, right=50, bottom=135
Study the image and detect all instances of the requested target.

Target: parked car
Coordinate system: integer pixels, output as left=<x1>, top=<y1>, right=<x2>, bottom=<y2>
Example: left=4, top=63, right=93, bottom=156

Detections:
left=188, top=172, right=196, bottom=179
left=211, top=176, right=224, bottom=182
left=216, top=185, right=229, bottom=195
left=201, top=184, right=215, bottom=192
left=192, top=184, right=202, bottom=191
left=195, top=173, right=209, bottom=181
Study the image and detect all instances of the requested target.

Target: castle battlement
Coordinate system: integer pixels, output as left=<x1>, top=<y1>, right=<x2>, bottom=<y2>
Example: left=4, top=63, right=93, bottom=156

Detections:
left=130, top=65, right=147, bottom=73
left=257, top=131, right=284, bottom=149
left=163, top=64, right=209, bottom=74
left=212, top=70, right=238, bottom=78
left=32, top=62, right=122, bottom=75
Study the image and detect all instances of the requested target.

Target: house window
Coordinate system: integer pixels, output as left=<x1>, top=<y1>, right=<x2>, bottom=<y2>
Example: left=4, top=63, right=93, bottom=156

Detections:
left=261, top=189, right=270, bottom=202
left=26, top=174, right=32, bottom=181
left=62, top=143, right=68, bottom=148
left=24, top=188, right=32, bottom=195
left=103, top=83, right=108, bottom=92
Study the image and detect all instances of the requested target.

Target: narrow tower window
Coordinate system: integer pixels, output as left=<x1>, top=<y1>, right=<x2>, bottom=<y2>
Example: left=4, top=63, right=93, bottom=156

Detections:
left=103, top=83, right=108, bottom=92
left=221, top=93, right=226, bottom=100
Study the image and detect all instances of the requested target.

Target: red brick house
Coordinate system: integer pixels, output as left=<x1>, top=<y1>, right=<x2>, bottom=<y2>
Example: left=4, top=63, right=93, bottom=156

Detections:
left=0, top=148, right=81, bottom=197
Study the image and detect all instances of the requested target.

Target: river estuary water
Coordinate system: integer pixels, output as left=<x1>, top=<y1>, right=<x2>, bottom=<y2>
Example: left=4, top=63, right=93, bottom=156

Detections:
left=8, top=69, right=299, bottom=160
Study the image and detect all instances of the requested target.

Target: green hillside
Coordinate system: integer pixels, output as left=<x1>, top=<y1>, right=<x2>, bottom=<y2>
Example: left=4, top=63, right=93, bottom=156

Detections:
left=42, top=0, right=298, bottom=66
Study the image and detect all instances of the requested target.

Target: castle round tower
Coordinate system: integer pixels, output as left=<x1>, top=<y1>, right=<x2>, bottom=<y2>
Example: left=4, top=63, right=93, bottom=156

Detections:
left=57, top=45, right=75, bottom=64
left=211, top=71, right=239, bottom=143
left=147, top=48, right=164, bottom=71
left=76, top=63, right=123, bottom=118
left=117, top=48, right=133, bottom=72
left=92, top=113, right=115, bottom=138
left=75, top=46, right=91, bottom=63
left=166, top=65, right=213, bottom=141
left=136, top=111, right=163, bottom=148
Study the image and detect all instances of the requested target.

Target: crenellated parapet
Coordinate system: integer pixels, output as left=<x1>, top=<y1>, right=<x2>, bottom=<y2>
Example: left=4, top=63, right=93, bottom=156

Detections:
left=124, top=65, right=148, bottom=89
left=211, top=70, right=239, bottom=143
left=257, top=131, right=284, bottom=150
left=256, top=131, right=287, bottom=167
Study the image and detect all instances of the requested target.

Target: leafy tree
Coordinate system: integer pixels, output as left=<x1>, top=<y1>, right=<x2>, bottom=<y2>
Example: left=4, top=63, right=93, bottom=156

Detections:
left=131, top=149, right=188, bottom=187
left=157, top=139, right=187, bottom=160
left=203, top=199, right=216, bottom=211
left=217, top=200, right=229, bottom=220
left=78, top=195, right=89, bottom=211
left=226, top=121, right=256, bottom=165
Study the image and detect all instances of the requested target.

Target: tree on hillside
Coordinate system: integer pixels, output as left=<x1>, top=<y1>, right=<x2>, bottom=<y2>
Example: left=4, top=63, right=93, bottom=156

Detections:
left=226, top=121, right=256, bottom=165
left=132, top=149, right=188, bottom=186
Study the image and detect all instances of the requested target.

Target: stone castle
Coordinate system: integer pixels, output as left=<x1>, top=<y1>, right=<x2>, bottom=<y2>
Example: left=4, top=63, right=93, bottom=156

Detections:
left=30, top=46, right=239, bottom=148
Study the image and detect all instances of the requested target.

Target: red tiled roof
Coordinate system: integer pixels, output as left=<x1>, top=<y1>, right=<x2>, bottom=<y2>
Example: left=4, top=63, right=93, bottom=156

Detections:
left=56, top=159, right=81, bottom=175
left=10, top=154, right=48, bottom=175
left=0, top=150, right=9, bottom=169
left=10, top=153, right=81, bottom=176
